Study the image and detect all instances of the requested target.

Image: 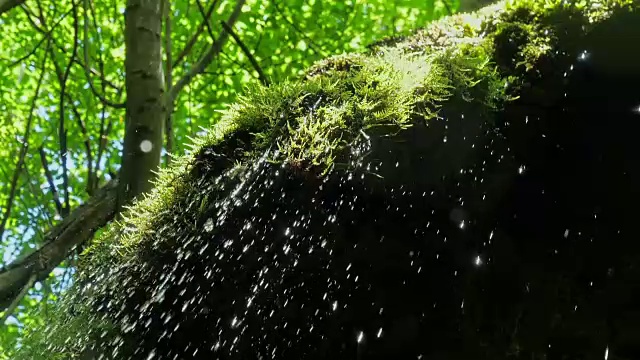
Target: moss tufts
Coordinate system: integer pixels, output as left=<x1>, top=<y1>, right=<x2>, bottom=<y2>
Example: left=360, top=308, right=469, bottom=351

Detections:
left=13, top=0, right=640, bottom=358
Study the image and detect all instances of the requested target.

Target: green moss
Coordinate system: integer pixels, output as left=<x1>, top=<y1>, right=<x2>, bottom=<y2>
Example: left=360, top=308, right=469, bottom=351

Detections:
left=13, top=0, right=640, bottom=358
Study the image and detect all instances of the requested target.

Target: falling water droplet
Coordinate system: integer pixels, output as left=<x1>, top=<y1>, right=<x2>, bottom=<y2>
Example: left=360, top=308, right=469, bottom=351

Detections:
left=357, top=331, right=364, bottom=343
left=578, top=50, right=590, bottom=61
left=204, top=218, right=214, bottom=232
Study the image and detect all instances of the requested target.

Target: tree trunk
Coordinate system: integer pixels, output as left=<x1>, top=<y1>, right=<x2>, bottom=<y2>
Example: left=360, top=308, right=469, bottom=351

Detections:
left=118, top=0, right=165, bottom=209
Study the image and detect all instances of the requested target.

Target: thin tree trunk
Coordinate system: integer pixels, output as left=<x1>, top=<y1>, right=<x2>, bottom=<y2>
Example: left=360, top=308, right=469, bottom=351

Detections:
left=118, top=0, right=165, bottom=209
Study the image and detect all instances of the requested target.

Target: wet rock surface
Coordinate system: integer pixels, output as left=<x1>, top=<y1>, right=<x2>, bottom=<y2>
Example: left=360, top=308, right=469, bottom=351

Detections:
left=114, top=25, right=640, bottom=357
left=55, top=5, right=640, bottom=360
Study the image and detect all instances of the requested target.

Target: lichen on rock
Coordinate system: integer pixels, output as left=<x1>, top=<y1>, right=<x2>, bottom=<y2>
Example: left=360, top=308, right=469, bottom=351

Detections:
left=15, top=0, right=640, bottom=359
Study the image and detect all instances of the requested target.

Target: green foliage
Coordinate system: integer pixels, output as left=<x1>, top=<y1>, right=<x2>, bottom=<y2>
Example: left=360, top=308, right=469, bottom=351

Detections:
left=0, top=0, right=458, bottom=353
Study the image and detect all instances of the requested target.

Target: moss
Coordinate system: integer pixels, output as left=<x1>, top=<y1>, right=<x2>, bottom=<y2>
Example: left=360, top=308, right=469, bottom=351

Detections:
left=13, top=0, right=640, bottom=358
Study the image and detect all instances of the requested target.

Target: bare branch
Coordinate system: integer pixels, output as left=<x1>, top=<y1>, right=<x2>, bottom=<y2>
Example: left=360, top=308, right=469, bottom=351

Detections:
left=220, top=20, right=270, bottom=87
left=19, top=0, right=119, bottom=95
left=271, top=0, right=325, bottom=57
left=3, top=5, right=74, bottom=67
left=0, top=274, right=35, bottom=324
left=57, top=1, right=82, bottom=217
left=169, top=0, right=246, bottom=104
left=38, top=146, right=64, bottom=217
left=164, top=0, right=173, bottom=165
left=0, top=41, right=49, bottom=241
left=195, top=0, right=217, bottom=40
left=65, top=94, right=95, bottom=195
left=83, top=0, right=126, bottom=109
left=0, top=180, right=119, bottom=313
left=442, top=0, right=453, bottom=15
left=172, top=0, right=220, bottom=69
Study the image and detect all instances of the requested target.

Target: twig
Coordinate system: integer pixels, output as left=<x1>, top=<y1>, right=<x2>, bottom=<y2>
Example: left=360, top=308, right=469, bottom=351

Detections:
left=94, top=46, right=123, bottom=185
left=172, top=0, right=220, bottom=69
left=195, top=0, right=217, bottom=40
left=66, top=95, right=94, bottom=194
left=3, top=5, right=73, bottom=67
left=221, top=20, right=269, bottom=86
left=0, top=274, right=35, bottom=324
left=20, top=1, right=121, bottom=92
left=0, top=41, right=49, bottom=242
left=82, top=0, right=126, bottom=109
left=164, top=0, right=173, bottom=165
left=58, top=2, right=81, bottom=217
left=442, top=0, right=453, bottom=15
left=169, top=0, right=246, bottom=103
left=38, top=147, right=64, bottom=217
left=270, top=0, right=325, bottom=57
left=21, top=166, right=54, bottom=227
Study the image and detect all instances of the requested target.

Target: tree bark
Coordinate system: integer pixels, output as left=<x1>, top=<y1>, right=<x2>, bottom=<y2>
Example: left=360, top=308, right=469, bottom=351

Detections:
left=0, top=0, right=24, bottom=17
left=0, top=180, right=118, bottom=311
left=118, top=0, right=165, bottom=209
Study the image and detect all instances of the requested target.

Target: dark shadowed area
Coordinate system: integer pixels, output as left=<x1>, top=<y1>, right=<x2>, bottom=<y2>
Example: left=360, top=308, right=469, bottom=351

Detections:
left=83, top=10, right=640, bottom=360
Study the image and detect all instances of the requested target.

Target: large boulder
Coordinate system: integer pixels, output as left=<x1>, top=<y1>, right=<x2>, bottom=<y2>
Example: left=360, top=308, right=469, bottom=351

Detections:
left=17, top=0, right=640, bottom=359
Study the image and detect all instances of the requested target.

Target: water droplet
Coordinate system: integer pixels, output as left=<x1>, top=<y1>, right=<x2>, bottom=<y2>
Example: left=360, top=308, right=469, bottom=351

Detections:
left=140, top=139, right=153, bottom=153
left=604, top=346, right=609, bottom=360
left=578, top=50, right=590, bottom=61
left=475, top=255, right=482, bottom=266
left=376, top=327, right=383, bottom=338
left=357, top=331, right=364, bottom=343
left=145, top=349, right=156, bottom=360
left=564, top=229, right=570, bottom=238
left=204, top=218, right=214, bottom=232
left=518, top=165, right=526, bottom=174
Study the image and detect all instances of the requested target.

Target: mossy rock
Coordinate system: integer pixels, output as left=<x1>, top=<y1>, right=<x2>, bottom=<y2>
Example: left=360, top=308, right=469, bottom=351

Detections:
left=16, top=1, right=640, bottom=359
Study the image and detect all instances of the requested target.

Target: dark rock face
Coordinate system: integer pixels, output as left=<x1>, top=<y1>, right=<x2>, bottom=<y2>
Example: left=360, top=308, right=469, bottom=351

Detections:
left=91, top=9, right=640, bottom=360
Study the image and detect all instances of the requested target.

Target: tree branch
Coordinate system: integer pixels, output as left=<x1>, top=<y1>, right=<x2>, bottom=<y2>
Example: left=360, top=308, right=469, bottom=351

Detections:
left=58, top=1, right=81, bottom=217
left=0, top=41, right=49, bottom=242
left=172, top=0, right=220, bottom=70
left=168, top=0, right=246, bottom=104
left=271, top=0, right=325, bottom=57
left=0, top=0, right=24, bottom=16
left=83, top=0, right=126, bottom=109
left=38, top=146, right=64, bottom=217
left=0, top=180, right=119, bottom=313
left=3, top=5, right=74, bottom=67
left=220, top=20, right=270, bottom=87
left=195, top=0, right=217, bottom=40
left=0, top=274, right=35, bottom=324
left=65, top=94, right=95, bottom=195
left=164, top=0, right=173, bottom=165
left=19, top=0, right=120, bottom=94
